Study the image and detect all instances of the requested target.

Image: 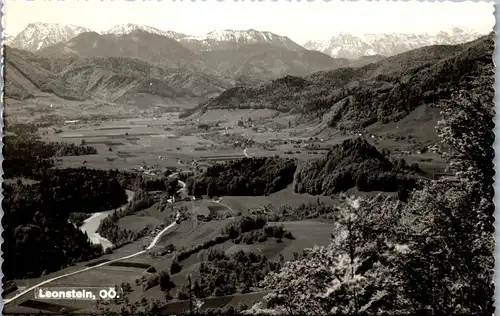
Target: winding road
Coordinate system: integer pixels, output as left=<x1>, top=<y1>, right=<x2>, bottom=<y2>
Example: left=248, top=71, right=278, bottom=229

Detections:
left=4, top=181, right=187, bottom=306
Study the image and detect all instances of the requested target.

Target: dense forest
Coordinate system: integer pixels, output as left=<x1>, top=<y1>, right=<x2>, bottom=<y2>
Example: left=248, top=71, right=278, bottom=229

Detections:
left=2, top=167, right=128, bottom=279
left=187, top=157, right=297, bottom=196
left=294, top=137, right=423, bottom=195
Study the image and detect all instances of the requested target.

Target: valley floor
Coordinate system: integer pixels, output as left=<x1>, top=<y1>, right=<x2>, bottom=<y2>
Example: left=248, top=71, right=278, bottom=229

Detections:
left=4, top=107, right=448, bottom=314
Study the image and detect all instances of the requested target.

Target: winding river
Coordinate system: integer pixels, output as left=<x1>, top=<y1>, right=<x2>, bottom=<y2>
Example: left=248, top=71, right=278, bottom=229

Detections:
left=79, top=190, right=135, bottom=251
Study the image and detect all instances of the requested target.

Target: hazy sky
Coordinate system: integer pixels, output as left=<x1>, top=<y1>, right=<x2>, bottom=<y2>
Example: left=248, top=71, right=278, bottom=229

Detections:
left=4, top=0, right=495, bottom=44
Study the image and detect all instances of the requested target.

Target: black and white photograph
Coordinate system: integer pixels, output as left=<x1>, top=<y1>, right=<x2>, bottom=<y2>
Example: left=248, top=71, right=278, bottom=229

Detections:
left=1, top=0, right=496, bottom=315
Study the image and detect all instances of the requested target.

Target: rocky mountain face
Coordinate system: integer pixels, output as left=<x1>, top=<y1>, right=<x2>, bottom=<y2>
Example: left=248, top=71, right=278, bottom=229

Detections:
left=104, top=23, right=188, bottom=40
left=9, top=23, right=94, bottom=52
left=178, top=29, right=305, bottom=52
left=304, top=27, right=485, bottom=58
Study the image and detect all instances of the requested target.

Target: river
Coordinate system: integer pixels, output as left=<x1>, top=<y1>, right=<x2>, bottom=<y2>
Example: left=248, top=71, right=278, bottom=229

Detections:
left=80, top=190, right=135, bottom=251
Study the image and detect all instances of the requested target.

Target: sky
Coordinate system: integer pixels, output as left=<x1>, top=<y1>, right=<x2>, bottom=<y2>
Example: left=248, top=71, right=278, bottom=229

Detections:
left=4, top=0, right=495, bottom=44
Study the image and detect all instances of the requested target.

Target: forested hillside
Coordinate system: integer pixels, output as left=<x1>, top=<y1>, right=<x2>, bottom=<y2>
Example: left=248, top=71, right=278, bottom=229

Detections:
left=294, top=137, right=424, bottom=195
left=192, top=34, right=493, bottom=130
left=2, top=131, right=126, bottom=279
left=37, top=30, right=211, bottom=73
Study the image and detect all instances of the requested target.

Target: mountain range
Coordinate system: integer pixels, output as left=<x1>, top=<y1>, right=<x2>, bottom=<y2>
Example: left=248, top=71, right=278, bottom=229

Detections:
left=37, top=31, right=215, bottom=75
left=7, top=22, right=485, bottom=58
left=4, top=26, right=377, bottom=104
left=178, top=29, right=305, bottom=52
left=303, top=27, right=485, bottom=59
left=104, top=23, right=188, bottom=40
left=4, top=22, right=490, bottom=131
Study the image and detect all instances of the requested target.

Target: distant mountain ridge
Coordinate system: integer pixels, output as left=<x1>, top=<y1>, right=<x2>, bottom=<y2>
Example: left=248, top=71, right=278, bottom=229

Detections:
left=9, top=23, right=307, bottom=53
left=33, top=28, right=370, bottom=85
left=304, top=27, right=485, bottom=58
left=187, top=34, right=493, bottom=130
left=9, top=22, right=484, bottom=60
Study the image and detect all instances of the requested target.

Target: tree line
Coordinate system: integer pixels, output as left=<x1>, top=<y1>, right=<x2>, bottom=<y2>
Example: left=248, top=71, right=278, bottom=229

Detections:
left=187, top=157, right=297, bottom=197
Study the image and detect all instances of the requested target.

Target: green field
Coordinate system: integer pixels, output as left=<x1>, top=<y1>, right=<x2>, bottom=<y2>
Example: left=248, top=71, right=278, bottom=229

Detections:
left=220, top=184, right=339, bottom=214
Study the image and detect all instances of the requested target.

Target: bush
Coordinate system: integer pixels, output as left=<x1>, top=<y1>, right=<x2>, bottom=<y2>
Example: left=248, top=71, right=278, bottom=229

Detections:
left=159, top=270, right=175, bottom=291
left=176, top=288, right=189, bottom=300
left=397, top=185, right=409, bottom=203
left=170, top=259, right=182, bottom=275
left=142, top=274, right=159, bottom=291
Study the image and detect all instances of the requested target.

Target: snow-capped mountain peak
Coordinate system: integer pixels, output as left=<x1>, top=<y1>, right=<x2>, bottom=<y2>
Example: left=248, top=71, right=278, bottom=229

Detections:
left=9, top=22, right=94, bottom=51
left=304, top=27, right=485, bottom=59
left=104, top=24, right=188, bottom=40
left=180, top=29, right=304, bottom=52
left=3, top=32, right=14, bottom=45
